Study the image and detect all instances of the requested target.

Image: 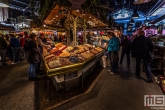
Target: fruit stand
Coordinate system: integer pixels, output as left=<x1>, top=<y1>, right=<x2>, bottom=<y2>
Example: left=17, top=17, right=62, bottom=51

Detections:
left=42, top=43, right=105, bottom=100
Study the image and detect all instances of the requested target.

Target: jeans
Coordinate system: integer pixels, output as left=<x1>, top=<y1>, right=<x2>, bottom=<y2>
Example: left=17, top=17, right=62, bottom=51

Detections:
left=12, top=47, right=20, bottom=63
left=28, top=63, right=37, bottom=78
left=109, top=51, right=112, bottom=64
left=109, top=51, right=118, bottom=73
left=0, top=49, right=6, bottom=65
left=136, top=58, right=152, bottom=78
left=19, top=47, right=25, bottom=60
left=120, top=50, right=130, bottom=66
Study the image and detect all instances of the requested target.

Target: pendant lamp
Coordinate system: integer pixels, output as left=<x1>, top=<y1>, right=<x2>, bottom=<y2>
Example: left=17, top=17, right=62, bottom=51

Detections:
left=133, top=0, right=151, bottom=4
left=0, top=0, right=9, bottom=7
left=131, top=10, right=139, bottom=18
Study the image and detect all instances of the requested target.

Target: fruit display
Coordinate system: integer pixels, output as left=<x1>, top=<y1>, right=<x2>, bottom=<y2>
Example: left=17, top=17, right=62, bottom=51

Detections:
left=48, top=60, right=62, bottom=69
left=69, top=56, right=79, bottom=63
left=59, top=52, right=70, bottom=58
left=102, top=36, right=109, bottom=41
left=43, top=43, right=104, bottom=69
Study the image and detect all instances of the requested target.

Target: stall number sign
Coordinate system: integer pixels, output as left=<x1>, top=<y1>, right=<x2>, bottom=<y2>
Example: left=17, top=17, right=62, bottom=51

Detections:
left=144, top=95, right=165, bottom=106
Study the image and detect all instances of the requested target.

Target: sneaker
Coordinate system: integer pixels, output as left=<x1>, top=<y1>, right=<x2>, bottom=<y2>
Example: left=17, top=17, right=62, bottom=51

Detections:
left=109, top=71, right=115, bottom=75
left=108, top=69, right=111, bottom=72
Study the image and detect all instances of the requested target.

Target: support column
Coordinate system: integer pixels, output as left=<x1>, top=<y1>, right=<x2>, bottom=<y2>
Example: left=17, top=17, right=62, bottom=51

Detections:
left=72, top=17, right=78, bottom=46
left=124, top=23, right=127, bottom=35
left=66, top=26, right=70, bottom=46
left=83, top=19, right=87, bottom=44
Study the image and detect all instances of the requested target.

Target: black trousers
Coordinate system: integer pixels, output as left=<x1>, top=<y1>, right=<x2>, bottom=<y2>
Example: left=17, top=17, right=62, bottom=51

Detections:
left=120, top=50, right=130, bottom=66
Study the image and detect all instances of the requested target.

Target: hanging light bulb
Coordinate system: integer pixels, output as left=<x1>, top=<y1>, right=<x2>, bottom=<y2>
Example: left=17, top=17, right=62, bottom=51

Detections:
left=0, top=0, right=9, bottom=7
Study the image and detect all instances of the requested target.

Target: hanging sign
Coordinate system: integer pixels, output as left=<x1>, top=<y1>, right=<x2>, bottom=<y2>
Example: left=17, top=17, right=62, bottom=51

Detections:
left=68, top=0, right=86, bottom=11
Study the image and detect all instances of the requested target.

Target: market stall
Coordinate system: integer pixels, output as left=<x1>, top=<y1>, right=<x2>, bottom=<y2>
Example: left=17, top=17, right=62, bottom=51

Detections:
left=42, top=42, right=105, bottom=100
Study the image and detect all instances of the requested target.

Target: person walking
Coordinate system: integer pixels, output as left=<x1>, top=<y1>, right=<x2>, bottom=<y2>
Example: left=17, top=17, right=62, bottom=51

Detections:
left=120, top=35, right=131, bottom=67
left=132, top=31, right=154, bottom=82
left=0, top=34, right=8, bottom=66
left=24, top=33, right=41, bottom=81
left=107, top=32, right=120, bottom=74
left=9, top=34, right=21, bottom=64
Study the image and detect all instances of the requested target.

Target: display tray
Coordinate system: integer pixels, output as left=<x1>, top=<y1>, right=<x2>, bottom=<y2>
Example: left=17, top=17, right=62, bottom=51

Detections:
left=43, top=50, right=105, bottom=77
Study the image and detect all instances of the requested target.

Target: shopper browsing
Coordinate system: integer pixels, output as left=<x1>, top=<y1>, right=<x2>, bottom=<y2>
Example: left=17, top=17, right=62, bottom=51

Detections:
left=36, top=34, right=50, bottom=74
left=24, top=33, right=41, bottom=81
left=107, top=32, right=120, bottom=74
left=131, top=31, right=154, bottom=82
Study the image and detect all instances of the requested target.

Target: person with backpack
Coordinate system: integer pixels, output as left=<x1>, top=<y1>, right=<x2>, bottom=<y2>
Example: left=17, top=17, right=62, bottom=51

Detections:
left=24, top=33, right=41, bottom=81
left=120, top=35, right=131, bottom=67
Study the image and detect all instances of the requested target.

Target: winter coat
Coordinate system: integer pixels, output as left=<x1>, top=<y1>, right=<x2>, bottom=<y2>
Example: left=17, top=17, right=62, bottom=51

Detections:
left=0, top=37, right=7, bottom=49
left=10, top=37, right=20, bottom=47
left=131, top=35, right=154, bottom=59
left=24, top=40, right=41, bottom=64
left=19, top=37, right=25, bottom=47
left=108, top=36, right=120, bottom=51
left=121, top=38, right=131, bottom=51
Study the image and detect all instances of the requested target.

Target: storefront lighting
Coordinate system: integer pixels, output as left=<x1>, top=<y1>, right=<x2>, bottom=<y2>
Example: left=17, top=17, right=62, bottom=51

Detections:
left=89, top=16, right=91, bottom=18
left=56, top=15, right=58, bottom=17
left=53, top=18, right=56, bottom=19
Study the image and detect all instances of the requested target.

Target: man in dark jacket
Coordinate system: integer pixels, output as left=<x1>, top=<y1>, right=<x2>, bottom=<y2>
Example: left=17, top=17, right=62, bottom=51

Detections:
left=120, top=35, right=131, bottom=67
left=132, top=31, right=154, bottom=82
left=9, top=34, right=21, bottom=64
left=0, top=35, right=7, bottom=66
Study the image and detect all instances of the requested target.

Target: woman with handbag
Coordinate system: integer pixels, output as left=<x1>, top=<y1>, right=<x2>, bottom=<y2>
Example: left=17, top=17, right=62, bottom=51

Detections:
left=107, top=32, right=120, bottom=74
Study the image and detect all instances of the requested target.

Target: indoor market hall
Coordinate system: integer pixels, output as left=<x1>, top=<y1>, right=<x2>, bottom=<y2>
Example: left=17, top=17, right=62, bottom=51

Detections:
left=0, top=0, right=165, bottom=110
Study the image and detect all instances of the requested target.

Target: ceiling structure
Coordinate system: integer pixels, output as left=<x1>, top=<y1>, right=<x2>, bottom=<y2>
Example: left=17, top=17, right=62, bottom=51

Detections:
left=4, top=0, right=165, bottom=33
left=44, top=4, right=107, bottom=28
left=101, top=0, right=164, bottom=34
left=8, top=0, right=38, bottom=18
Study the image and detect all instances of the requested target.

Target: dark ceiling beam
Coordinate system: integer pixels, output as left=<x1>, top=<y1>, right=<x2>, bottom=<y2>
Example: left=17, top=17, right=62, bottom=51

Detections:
left=9, top=4, right=31, bottom=12
left=9, top=4, right=25, bottom=11
left=13, top=0, right=28, bottom=5
left=146, top=0, right=165, bottom=16
left=113, top=0, right=118, bottom=5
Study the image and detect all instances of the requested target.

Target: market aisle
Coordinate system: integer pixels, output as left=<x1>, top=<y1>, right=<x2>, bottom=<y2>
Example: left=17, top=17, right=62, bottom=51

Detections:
left=0, top=61, right=35, bottom=110
left=54, top=57, right=164, bottom=110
